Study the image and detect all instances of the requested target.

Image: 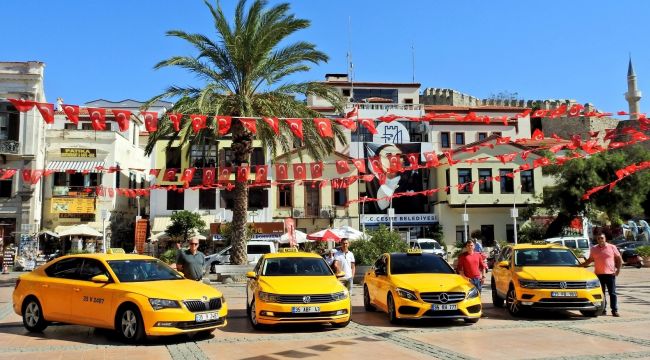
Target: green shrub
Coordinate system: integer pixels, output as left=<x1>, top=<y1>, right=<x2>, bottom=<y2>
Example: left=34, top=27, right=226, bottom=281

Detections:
left=348, top=225, right=408, bottom=265
left=160, top=248, right=178, bottom=264
left=636, top=245, right=650, bottom=257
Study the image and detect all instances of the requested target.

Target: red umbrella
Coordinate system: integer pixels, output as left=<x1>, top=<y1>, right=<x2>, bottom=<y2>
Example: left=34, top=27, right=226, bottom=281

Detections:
left=307, top=228, right=342, bottom=243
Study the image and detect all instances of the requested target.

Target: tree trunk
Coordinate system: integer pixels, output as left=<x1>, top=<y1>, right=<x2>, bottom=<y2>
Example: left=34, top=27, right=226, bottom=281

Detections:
left=229, top=121, right=253, bottom=265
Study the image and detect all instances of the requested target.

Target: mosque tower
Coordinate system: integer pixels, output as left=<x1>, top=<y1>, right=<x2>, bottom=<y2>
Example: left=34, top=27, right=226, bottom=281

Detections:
left=625, top=56, right=642, bottom=119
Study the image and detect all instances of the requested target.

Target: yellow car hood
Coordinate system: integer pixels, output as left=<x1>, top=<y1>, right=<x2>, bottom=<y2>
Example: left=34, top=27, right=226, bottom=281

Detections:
left=117, top=279, right=223, bottom=300
left=516, top=266, right=598, bottom=281
left=390, top=274, right=472, bottom=293
left=257, top=276, right=346, bottom=294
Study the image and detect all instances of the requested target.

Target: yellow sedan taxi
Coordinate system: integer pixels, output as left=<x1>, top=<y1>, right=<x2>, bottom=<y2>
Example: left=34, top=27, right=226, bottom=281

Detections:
left=491, top=243, right=604, bottom=317
left=246, top=249, right=351, bottom=329
left=363, top=250, right=482, bottom=324
left=13, top=250, right=227, bottom=342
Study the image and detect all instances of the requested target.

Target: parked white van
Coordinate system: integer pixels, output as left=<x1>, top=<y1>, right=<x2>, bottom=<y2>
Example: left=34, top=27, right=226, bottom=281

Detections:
left=544, top=236, right=592, bottom=259
left=205, top=241, right=277, bottom=272
left=408, top=238, right=447, bottom=259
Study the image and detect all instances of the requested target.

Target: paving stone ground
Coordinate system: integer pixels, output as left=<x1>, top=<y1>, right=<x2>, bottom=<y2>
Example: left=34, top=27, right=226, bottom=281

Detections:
left=1, top=267, right=650, bottom=359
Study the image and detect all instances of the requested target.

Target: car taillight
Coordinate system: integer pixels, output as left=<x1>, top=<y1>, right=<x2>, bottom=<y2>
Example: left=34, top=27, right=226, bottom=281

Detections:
left=14, top=279, right=20, bottom=289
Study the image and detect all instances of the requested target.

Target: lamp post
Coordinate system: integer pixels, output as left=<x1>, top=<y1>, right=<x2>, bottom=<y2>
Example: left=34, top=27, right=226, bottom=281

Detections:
left=462, top=199, right=469, bottom=243
left=388, top=198, right=395, bottom=232
left=101, top=209, right=108, bottom=253
left=511, top=207, right=519, bottom=244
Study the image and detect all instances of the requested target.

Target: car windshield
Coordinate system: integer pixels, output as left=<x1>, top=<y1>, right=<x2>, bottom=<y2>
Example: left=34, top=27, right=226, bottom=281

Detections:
left=514, top=249, right=579, bottom=267
left=390, top=254, right=455, bottom=275
left=262, top=257, right=333, bottom=276
left=107, top=259, right=184, bottom=282
left=416, top=242, right=440, bottom=250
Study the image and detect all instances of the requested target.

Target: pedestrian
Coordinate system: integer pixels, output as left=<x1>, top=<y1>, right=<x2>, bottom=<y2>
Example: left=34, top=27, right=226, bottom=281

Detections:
left=325, top=248, right=337, bottom=268
left=456, top=241, right=486, bottom=292
left=581, top=233, right=622, bottom=317
left=333, top=239, right=355, bottom=291
left=176, top=237, right=206, bottom=281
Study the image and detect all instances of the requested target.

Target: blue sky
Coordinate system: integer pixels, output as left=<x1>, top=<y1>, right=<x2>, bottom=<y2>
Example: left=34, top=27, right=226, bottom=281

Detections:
left=4, top=0, right=650, bottom=114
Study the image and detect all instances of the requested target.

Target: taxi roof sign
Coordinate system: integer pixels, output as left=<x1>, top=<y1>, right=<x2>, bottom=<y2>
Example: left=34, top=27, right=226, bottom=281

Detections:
left=278, top=247, right=298, bottom=253
left=407, top=248, right=423, bottom=255
left=107, top=248, right=126, bottom=254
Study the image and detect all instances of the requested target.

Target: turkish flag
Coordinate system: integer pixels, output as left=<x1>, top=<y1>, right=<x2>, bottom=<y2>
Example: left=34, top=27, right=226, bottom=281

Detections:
left=255, top=165, right=268, bottom=183
left=62, top=104, right=80, bottom=125
left=376, top=172, right=387, bottom=185
left=406, top=153, right=419, bottom=170
left=43, top=169, right=54, bottom=177
left=162, top=169, right=178, bottom=181
left=496, top=136, right=511, bottom=145
left=516, top=109, right=532, bottom=118
left=361, top=174, right=375, bottom=182
left=387, top=154, right=402, bottom=173
left=240, top=118, right=257, bottom=134
left=519, top=163, right=532, bottom=171
left=293, top=163, right=307, bottom=180
left=180, top=167, right=196, bottom=183
left=359, top=118, right=377, bottom=134
left=149, top=169, right=160, bottom=177
left=168, top=113, right=182, bottom=132
left=314, top=118, right=333, bottom=138
left=589, top=131, right=600, bottom=138
left=520, top=150, right=533, bottom=161
left=551, top=104, right=567, bottom=118
left=190, top=114, right=207, bottom=133
left=66, top=169, right=77, bottom=174
left=345, top=105, right=359, bottom=118
left=286, top=118, right=304, bottom=140
left=275, top=163, right=288, bottom=180
left=549, top=144, right=565, bottom=153
left=262, top=117, right=279, bottom=134
left=369, top=156, right=384, bottom=174
left=336, top=160, right=350, bottom=174
left=531, top=129, right=545, bottom=141
left=35, top=102, right=55, bottom=124
left=216, top=115, right=231, bottom=135
left=310, top=162, right=323, bottom=179
left=378, top=114, right=399, bottom=123
left=443, top=151, right=458, bottom=166
left=604, top=128, right=618, bottom=141
left=533, top=157, right=551, bottom=168
left=568, top=104, right=584, bottom=117
left=218, top=167, right=232, bottom=183
left=0, top=169, right=16, bottom=180
left=8, top=98, right=35, bottom=112
left=462, top=146, right=480, bottom=153
left=112, top=109, right=131, bottom=132
left=108, top=188, right=115, bottom=198
left=496, top=153, right=517, bottom=164
left=336, top=118, right=357, bottom=131
left=141, top=111, right=158, bottom=132
left=236, top=165, right=250, bottom=183
left=87, top=107, right=106, bottom=130
left=424, top=152, right=439, bottom=167
left=352, top=158, right=366, bottom=173
left=533, top=109, right=548, bottom=118
left=202, top=167, right=216, bottom=186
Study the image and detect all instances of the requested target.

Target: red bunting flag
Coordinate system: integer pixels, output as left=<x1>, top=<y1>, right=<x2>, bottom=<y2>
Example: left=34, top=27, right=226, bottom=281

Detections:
left=516, top=109, right=532, bottom=118
left=531, top=129, right=545, bottom=141
left=496, top=136, right=511, bottom=145
left=361, top=174, right=375, bottom=182
left=533, top=157, right=551, bottom=168
left=387, top=154, right=402, bottom=173
left=406, top=153, right=419, bottom=170
left=532, top=109, right=548, bottom=118
left=443, top=151, right=458, bottom=166
left=149, top=169, right=160, bottom=177
left=496, top=153, right=517, bottom=164
left=275, top=163, right=288, bottom=181
left=352, top=158, right=367, bottom=173
left=520, top=150, right=533, bottom=161
left=550, top=104, right=568, bottom=118
left=168, top=113, right=182, bottom=132
left=314, top=118, right=333, bottom=138
left=462, top=146, right=480, bottom=153
left=519, top=163, right=532, bottom=171
left=368, top=156, right=384, bottom=174
left=62, top=104, right=80, bottom=125
left=87, top=107, right=106, bottom=130
left=138, top=111, right=157, bottom=132
left=424, top=152, right=439, bottom=167
left=8, top=98, right=35, bottom=112
left=286, top=118, right=304, bottom=140
left=112, top=109, right=131, bottom=132
left=0, top=169, right=16, bottom=180
left=255, top=165, right=268, bottom=183
left=262, top=117, right=279, bottom=134
left=190, top=114, right=207, bottom=133
left=335, top=160, right=350, bottom=174
left=310, top=162, right=323, bottom=179
left=568, top=104, right=584, bottom=117
left=216, top=115, right=231, bottom=135
left=180, top=167, right=196, bottom=183
left=345, top=105, right=359, bottom=119
left=376, top=173, right=387, bottom=185
left=292, top=163, right=306, bottom=180
left=377, top=114, right=399, bottom=123
left=218, top=167, right=232, bottom=183
left=162, top=169, right=178, bottom=181
left=203, top=167, right=216, bottom=186
left=336, top=118, right=357, bottom=131
left=359, top=119, right=378, bottom=134
left=35, top=102, right=55, bottom=124
left=549, top=144, right=565, bottom=153
left=236, top=165, right=250, bottom=183
left=240, top=118, right=257, bottom=134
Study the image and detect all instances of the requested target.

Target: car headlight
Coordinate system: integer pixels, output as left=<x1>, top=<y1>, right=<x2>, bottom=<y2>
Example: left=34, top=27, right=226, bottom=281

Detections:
left=395, top=288, right=418, bottom=301
left=518, top=280, right=538, bottom=289
left=258, top=291, right=280, bottom=303
left=149, top=298, right=180, bottom=310
left=332, top=290, right=349, bottom=301
left=586, top=279, right=600, bottom=289
left=467, top=287, right=480, bottom=299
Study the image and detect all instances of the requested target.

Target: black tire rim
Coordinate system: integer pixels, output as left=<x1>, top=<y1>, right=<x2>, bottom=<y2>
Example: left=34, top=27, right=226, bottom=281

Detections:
left=24, top=301, right=40, bottom=328
left=121, top=309, right=138, bottom=338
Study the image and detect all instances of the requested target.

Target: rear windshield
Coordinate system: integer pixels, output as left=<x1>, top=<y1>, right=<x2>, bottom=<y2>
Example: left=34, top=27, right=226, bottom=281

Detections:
left=514, top=249, right=579, bottom=267
left=248, top=245, right=272, bottom=254
left=416, top=242, right=441, bottom=250
left=390, top=254, right=454, bottom=275
left=107, top=259, right=184, bottom=282
left=262, top=257, right=333, bottom=276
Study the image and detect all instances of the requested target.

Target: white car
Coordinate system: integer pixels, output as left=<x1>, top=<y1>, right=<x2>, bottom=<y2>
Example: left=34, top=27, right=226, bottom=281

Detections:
left=408, top=238, right=447, bottom=259
left=544, top=236, right=592, bottom=259
left=206, top=241, right=277, bottom=272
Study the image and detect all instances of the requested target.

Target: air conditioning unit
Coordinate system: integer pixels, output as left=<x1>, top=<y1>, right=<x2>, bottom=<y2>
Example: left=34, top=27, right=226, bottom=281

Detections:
left=320, top=208, right=334, bottom=218
left=292, top=208, right=304, bottom=218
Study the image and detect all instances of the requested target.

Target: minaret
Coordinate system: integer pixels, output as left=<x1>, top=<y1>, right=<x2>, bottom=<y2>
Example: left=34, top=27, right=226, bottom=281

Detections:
left=625, top=56, right=642, bottom=119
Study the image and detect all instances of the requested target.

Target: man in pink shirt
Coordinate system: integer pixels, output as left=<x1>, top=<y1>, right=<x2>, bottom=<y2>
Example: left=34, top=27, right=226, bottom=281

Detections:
left=456, top=241, right=487, bottom=292
left=582, top=234, right=622, bottom=317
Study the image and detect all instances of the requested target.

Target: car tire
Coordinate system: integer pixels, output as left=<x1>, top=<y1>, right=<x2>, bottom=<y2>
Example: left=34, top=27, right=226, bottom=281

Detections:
left=363, top=285, right=375, bottom=311
left=506, top=286, right=523, bottom=317
left=580, top=310, right=600, bottom=317
left=387, top=293, right=399, bottom=324
left=491, top=278, right=504, bottom=308
left=22, top=297, right=48, bottom=332
left=248, top=298, right=265, bottom=331
left=116, top=305, right=145, bottom=343
left=464, top=317, right=480, bottom=324
left=331, top=320, right=350, bottom=328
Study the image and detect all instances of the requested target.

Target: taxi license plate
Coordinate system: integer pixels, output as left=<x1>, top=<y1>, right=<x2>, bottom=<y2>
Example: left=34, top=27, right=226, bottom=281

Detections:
left=291, top=306, right=320, bottom=313
left=195, top=312, right=219, bottom=322
left=551, top=291, right=578, bottom=297
left=431, top=304, right=457, bottom=311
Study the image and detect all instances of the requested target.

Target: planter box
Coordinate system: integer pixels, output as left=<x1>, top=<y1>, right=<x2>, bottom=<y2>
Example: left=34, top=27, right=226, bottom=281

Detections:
left=643, top=256, right=650, bottom=268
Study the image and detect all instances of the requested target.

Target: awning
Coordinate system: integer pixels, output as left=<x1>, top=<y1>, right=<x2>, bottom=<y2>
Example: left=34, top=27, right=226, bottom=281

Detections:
left=47, top=161, right=106, bottom=172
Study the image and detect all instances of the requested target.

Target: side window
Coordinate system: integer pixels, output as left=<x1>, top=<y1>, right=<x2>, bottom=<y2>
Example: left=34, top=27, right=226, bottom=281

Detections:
left=44, top=258, right=84, bottom=279
left=577, top=239, right=589, bottom=249
left=500, top=247, right=512, bottom=262
left=79, top=259, right=110, bottom=281
left=564, top=240, right=577, bottom=249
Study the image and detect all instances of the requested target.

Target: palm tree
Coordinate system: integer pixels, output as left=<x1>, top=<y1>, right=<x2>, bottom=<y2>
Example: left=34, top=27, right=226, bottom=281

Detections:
left=145, top=0, right=345, bottom=264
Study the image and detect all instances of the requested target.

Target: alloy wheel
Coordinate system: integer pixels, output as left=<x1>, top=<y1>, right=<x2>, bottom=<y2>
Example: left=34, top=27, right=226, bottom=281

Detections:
left=121, top=310, right=138, bottom=338
left=25, top=302, right=40, bottom=328
left=506, top=288, right=520, bottom=316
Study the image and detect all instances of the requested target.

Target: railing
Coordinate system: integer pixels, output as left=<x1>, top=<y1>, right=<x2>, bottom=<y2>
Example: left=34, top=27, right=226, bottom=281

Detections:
left=0, top=140, right=19, bottom=154
left=347, top=103, right=424, bottom=111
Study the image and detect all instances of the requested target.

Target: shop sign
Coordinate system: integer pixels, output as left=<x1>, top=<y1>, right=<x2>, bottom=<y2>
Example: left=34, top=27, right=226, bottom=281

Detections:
left=361, top=213, right=438, bottom=225
left=58, top=213, right=96, bottom=221
left=134, top=218, right=148, bottom=254
left=61, top=148, right=96, bottom=158
left=211, top=222, right=283, bottom=241
left=51, top=198, right=95, bottom=214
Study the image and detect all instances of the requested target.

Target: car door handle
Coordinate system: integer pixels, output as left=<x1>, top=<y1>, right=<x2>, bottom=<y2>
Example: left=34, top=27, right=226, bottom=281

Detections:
left=73, top=288, right=80, bottom=292
left=41, top=284, right=48, bottom=288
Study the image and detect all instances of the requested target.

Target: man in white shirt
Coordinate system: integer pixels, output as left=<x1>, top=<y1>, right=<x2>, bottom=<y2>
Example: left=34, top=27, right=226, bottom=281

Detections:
left=333, top=239, right=355, bottom=291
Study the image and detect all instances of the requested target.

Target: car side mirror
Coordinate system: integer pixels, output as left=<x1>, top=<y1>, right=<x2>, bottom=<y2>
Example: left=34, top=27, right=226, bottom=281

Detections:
left=91, top=274, right=109, bottom=283
left=245, top=271, right=257, bottom=279
left=498, top=260, right=510, bottom=268
left=335, top=271, right=346, bottom=278
left=374, top=268, right=386, bottom=276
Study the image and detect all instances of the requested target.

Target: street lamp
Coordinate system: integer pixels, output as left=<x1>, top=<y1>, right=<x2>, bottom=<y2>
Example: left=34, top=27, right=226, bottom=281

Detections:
left=462, top=199, right=469, bottom=243
left=388, top=198, right=395, bottom=232
left=511, top=207, right=519, bottom=244
left=101, top=209, right=108, bottom=253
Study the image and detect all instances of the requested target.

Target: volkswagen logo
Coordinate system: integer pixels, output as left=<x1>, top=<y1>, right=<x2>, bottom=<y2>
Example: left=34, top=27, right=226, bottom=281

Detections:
left=559, top=282, right=568, bottom=289
left=303, top=296, right=311, bottom=304
left=439, top=293, right=449, bottom=304
left=202, top=296, right=208, bottom=301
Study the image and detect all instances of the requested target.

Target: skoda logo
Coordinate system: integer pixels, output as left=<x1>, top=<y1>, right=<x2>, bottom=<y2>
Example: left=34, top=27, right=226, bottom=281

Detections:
left=303, top=296, right=311, bottom=304
left=439, top=293, right=449, bottom=304
left=559, top=282, right=568, bottom=289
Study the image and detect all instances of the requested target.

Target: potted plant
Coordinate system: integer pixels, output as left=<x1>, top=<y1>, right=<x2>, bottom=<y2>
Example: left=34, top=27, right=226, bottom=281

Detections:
left=636, top=246, right=650, bottom=268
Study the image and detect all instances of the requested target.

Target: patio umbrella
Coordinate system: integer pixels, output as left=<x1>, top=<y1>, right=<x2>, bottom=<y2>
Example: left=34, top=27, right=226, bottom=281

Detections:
left=307, top=229, right=342, bottom=243
left=278, top=230, right=309, bottom=244
left=57, top=224, right=102, bottom=238
left=335, top=225, right=369, bottom=241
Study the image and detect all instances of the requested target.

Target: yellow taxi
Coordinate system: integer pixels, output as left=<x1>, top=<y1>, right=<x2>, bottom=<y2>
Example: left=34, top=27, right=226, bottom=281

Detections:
left=13, top=250, right=228, bottom=342
left=491, top=243, right=604, bottom=317
left=245, top=249, right=351, bottom=329
left=363, top=250, right=482, bottom=324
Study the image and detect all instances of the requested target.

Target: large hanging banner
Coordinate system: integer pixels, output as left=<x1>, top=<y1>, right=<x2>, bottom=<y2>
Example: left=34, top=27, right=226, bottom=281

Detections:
left=51, top=198, right=95, bottom=214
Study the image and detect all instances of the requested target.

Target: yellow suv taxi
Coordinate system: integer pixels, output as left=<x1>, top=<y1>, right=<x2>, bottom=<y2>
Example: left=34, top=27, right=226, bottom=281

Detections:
left=245, top=249, right=351, bottom=329
left=491, top=243, right=604, bottom=317
left=363, top=251, right=482, bottom=324
left=13, top=251, right=227, bottom=342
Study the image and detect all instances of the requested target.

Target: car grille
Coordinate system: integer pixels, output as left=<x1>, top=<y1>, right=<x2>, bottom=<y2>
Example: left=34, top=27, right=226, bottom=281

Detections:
left=270, top=310, right=346, bottom=318
left=174, top=319, right=225, bottom=329
left=423, top=309, right=463, bottom=317
left=535, top=281, right=587, bottom=289
left=183, top=298, right=222, bottom=312
left=275, top=294, right=339, bottom=304
left=420, top=292, right=466, bottom=304
left=535, top=298, right=593, bottom=308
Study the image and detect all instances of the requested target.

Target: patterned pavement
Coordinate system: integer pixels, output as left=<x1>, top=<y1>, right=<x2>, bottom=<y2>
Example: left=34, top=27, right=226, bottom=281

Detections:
left=1, top=268, right=650, bottom=359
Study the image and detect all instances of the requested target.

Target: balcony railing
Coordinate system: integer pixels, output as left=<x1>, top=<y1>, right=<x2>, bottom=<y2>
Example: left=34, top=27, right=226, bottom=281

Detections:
left=0, top=140, right=19, bottom=154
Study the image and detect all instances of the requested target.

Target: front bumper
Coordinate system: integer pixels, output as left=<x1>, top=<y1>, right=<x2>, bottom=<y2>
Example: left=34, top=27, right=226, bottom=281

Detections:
left=254, top=299, right=351, bottom=325
left=142, top=303, right=229, bottom=336
left=394, top=296, right=482, bottom=320
left=516, top=288, right=604, bottom=311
